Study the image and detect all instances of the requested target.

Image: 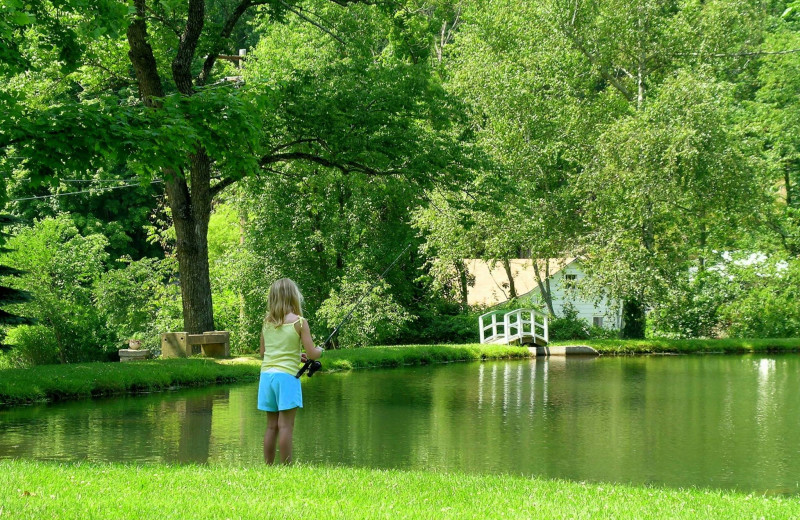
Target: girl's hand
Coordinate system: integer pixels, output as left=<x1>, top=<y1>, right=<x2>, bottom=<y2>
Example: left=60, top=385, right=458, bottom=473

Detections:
left=301, top=353, right=308, bottom=363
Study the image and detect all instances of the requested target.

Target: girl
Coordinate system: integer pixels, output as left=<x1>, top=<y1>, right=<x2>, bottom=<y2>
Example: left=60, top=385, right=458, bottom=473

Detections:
left=258, top=278, right=323, bottom=464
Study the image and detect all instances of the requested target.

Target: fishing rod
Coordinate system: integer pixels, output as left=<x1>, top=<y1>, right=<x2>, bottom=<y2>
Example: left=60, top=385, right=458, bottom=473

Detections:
left=296, top=242, right=413, bottom=378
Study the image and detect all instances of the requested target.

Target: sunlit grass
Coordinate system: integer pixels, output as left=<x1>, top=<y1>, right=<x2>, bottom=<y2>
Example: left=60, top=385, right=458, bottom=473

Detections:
left=1, top=460, right=796, bottom=519
left=551, top=337, right=800, bottom=354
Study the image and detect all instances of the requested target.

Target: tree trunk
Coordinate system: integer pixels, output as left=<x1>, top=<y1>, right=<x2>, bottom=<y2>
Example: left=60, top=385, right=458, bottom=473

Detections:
left=532, top=260, right=555, bottom=316
left=454, top=260, right=469, bottom=308
left=166, top=153, right=216, bottom=334
left=126, top=1, right=218, bottom=334
left=621, top=298, right=646, bottom=339
left=502, top=258, right=518, bottom=299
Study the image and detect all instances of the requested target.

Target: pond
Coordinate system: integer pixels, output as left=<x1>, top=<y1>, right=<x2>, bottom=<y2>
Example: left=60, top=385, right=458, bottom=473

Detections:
left=1, top=355, right=799, bottom=495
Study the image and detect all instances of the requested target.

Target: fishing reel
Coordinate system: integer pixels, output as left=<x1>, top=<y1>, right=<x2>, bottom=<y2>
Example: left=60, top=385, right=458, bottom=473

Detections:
left=295, top=359, right=322, bottom=378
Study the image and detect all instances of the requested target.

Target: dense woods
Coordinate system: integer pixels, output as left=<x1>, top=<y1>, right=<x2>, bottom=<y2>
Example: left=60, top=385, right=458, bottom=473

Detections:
left=1, top=0, right=800, bottom=366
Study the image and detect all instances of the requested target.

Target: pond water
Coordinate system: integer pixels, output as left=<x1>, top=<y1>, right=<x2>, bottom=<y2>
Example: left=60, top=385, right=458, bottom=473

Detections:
left=1, top=355, right=799, bottom=495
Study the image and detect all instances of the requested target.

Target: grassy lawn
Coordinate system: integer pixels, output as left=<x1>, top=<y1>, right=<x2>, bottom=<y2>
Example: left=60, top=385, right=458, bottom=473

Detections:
left=550, top=337, right=800, bottom=354
left=1, top=460, right=796, bottom=520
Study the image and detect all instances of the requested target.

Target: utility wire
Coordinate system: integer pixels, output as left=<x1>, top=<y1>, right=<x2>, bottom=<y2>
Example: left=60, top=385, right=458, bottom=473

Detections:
left=15, top=177, right=161, bottom=184
left=10, top=180, right=164, bottom=202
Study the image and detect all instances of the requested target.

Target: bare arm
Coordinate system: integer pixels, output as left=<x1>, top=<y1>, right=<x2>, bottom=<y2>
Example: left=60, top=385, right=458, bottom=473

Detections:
left=296, top=319, right=323, bottom=360
left=259, top=333, right=265, bottom=358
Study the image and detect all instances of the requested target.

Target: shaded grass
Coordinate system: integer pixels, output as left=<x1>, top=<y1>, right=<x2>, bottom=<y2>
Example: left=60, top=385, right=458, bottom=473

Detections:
left=1, top=460, right=796, bottom=520
left=550, top=337, right=800, bottom=355
left=0, top=358, right=259, bottom=407
left=0, top=344, right=527, bottom=407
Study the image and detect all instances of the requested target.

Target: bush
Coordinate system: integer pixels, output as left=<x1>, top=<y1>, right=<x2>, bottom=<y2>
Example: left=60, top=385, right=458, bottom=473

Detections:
left=3, top=325, right=60, bottom=366
left=317, top=274, right=411, bottom=348
left=1, top=216, right=115, bottom=364
left=94, top=256, right=182, bottom=353
left=717, top=256, right=800, bottom=338
left=398, top=303, right=480, bottom=344
left=548, top=304, right=590, bottom=341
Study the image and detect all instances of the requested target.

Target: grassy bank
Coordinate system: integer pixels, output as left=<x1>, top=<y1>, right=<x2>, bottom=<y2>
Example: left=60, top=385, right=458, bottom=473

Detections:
left=1, top=460, right=796, bottom=520
left=2, top=340, right=796, bottom=406
left=0, top=344, right=527, bottom=407
left=0, top=358, right=259, bottom=407
left=551, top=337, right=800, bottom=355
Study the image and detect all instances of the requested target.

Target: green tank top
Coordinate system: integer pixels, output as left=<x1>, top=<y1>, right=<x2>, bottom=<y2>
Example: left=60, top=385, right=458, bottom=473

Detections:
left=261, top=317, right=304, bottom=375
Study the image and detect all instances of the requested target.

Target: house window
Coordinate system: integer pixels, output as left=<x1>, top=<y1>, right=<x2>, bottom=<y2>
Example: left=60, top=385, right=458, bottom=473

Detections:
left=592, top=316, right=604, bottom=328
left=564, top=274, right=577, bottom=289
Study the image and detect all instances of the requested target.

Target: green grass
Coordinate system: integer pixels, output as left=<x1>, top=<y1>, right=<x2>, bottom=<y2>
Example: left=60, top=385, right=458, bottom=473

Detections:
left=0, top=344, right=528, bottom=407
left=0, top=460, right=796, bottom=519
left=2, top=340, right=797, bottom=407
left=320, top=343, right=530, bottom=371
left=550, top=337, right=800, bottom=355
left=0, top=358, right=260, bottom=407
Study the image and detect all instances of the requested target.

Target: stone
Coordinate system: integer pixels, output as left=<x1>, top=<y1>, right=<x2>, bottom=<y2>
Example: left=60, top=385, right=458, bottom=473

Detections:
left=528, top=345, right=599, bottom=356
left=119, top=348, right=151, bottom=362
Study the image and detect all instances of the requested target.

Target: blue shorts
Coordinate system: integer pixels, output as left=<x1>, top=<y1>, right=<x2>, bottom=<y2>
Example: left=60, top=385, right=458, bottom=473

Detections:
left=257, top=371, right=303, bottom=412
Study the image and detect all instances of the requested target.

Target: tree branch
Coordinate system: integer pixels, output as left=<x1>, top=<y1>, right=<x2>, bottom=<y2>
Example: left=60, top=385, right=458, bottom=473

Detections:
left=172, top=0, right=206, bottom=95
left=278, top=0, right=346, bottom=46
left=198, top=0, right=267, bottom=86
left=260, top=151, right=399, bottom=176
left=126, top=0, right=166, bottom=106
left=210, top=176, right=239, bottom=199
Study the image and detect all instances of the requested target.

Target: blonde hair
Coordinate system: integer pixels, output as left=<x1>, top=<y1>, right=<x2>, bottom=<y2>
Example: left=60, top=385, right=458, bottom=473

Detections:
left=264, top=278, right=304, bottom=327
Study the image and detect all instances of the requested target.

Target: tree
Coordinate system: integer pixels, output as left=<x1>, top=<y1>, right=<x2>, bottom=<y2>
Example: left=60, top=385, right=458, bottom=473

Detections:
left=753, top=3, right=800, bottom=257
left=1, top=0, right=471, bottom=334
left=581, top=71, right=760, bottom=336
left=2, top=215, right=111, bottom=363
left=0, top=214, right=34, bottom=351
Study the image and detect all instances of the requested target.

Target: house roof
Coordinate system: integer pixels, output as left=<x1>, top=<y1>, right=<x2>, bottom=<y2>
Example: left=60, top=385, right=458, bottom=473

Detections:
left=465, top=258, right=576, bottom=307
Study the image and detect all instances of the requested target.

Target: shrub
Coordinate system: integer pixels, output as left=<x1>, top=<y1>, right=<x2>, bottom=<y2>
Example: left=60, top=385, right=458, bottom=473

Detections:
left=94, top=256, right=182, bottom=353
left=548, top=304, right=590, bottom=341
left=3, top=325, right=60, bottom=366
left=317, top=275, right=411, bottom=348
left=1, top=216, right=114, bottom=364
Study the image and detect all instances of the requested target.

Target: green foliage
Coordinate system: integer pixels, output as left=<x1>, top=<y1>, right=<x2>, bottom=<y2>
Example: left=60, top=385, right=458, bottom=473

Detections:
left=0, top=213, right=34, bottom=349
left=648, top=270, right=732, bottom=339
left=397, top=304, right=480, bottom=345
left=317, top=275, right=411, bottom=348
left=1, top=215, right=113, bottom=364
left=94, top=256, right=182, bottom=351
left=3, top=325, right=58, bottom=366
left=717, top=256, right=800, bottom=338
left=548, top=304, right=590, bottom=341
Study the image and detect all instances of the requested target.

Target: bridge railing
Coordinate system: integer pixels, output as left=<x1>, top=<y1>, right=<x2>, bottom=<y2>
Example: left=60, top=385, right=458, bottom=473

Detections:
left=479, top=308, right=548, bottom=345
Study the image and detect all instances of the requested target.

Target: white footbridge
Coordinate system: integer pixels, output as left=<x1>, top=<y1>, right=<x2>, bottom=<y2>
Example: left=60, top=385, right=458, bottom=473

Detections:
left=479, top=308, right=548, bottom=346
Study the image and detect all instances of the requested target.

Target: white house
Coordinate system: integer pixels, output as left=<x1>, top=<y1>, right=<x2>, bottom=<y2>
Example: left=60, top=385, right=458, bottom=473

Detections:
left=464, top=258, right=621, bottom=329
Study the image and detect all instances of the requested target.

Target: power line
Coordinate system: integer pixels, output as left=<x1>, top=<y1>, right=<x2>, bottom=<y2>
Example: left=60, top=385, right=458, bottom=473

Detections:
left=10, top=180, right=164, bottom=202
left=15, top=177, right=161, bottom=184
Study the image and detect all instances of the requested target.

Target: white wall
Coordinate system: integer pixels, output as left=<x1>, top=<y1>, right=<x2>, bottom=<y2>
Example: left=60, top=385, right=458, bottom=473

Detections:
left=531, top=261, right=621, bottom=329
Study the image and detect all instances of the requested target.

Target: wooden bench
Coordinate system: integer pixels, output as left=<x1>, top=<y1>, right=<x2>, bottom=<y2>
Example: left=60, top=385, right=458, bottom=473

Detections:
left=160, top=331, right=230, bottom=358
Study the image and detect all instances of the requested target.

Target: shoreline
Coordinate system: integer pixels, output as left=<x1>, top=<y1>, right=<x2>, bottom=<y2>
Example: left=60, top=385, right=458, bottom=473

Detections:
left=2, top=339, right=798, bottom=407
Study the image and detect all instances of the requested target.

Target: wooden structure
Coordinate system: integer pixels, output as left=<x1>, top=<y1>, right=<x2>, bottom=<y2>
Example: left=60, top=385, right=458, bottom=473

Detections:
left=479, top=308, right=548, bottom=346
left=160, top=331, right=230, bottom=358
left=119, top=348, right=152, bottom=362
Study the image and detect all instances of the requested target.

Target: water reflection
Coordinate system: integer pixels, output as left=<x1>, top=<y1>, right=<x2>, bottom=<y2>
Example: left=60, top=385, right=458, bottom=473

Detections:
left=1, top=355, right=799, bottom=495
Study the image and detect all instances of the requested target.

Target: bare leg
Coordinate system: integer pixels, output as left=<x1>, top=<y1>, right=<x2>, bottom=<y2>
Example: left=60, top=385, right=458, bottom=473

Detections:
left=264, top=411, right=279, bottom=464
left=277, top=408, right=297, bottom=465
